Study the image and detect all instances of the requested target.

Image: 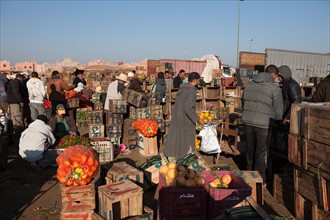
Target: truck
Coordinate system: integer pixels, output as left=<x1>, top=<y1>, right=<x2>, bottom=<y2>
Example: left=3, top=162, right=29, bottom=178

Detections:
left=265, top=48, right=330, bottom=84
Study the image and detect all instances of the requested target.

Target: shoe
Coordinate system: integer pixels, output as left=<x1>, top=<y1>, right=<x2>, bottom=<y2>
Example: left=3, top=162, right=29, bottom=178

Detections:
left=29, top=161, right=43, bottom=171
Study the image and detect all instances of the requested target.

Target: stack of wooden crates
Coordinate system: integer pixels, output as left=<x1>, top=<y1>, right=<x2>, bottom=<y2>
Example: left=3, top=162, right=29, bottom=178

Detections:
left=289, top=102, right=330, bottom=220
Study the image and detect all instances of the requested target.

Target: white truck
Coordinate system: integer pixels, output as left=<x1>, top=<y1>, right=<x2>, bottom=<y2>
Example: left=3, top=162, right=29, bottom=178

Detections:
left=265, top=48, right=330, bottom=84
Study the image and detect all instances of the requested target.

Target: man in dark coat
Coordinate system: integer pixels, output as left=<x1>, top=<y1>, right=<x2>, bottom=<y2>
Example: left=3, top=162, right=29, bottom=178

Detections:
left=312, top=74, right=330, bottom=102
left=173, top=69, right=185, bottom=88
left=164, top=72, right=204, bottom=160
left=127, top=71, right=143, bottom=92
left=278, top=65, right=301, bottom=124
left=72, top=69, right=86, bottom=88
left=7, top=74, right=24, bottom=131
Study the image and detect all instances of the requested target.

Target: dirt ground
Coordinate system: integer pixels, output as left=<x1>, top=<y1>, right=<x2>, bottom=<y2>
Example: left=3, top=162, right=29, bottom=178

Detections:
left=0, top=132, right=294, bottom=220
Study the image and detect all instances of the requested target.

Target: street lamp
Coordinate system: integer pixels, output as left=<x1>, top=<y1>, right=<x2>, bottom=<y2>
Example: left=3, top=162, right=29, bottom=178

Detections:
left=236, top=0, right=243, bottom=68
left=248, top=38, right=253, bottom=52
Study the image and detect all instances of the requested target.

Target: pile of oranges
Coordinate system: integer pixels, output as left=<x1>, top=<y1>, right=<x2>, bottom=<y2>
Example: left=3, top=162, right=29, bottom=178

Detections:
left=209, top=174, right=232, bottom=188
left=159, top=162, right=205, bottom=187
left=199, top=111, right=215, bottom=123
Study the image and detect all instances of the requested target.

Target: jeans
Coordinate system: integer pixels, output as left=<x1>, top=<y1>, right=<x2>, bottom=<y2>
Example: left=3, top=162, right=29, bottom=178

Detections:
left=38, top=149, right=63, bottom=168
left=245, top=125, right=269, bottom=182
left=29, top=102, right=46, bottom=121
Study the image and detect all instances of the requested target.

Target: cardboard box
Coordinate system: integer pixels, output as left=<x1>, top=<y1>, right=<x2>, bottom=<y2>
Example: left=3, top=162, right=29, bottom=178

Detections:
left=137, top=133, right=158, bottom=156
left=89, top=124, right=105, bottom=138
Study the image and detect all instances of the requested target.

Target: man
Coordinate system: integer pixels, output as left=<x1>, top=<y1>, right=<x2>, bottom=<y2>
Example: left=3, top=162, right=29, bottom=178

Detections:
left=312, top=74, right=330, bottom=102
left=242, top=65, right=283, bottom=185
left=127, top=71, right=143, bottom=92
left=0, top=72, right=8, bottom=114
left=50, top=104, right=78, bottom=139
left=72, top=68, right=87, bottom=88
left=173, top=69, right=185, bottom=88
left=164, top=70, right=173, bottom=93
left=26, top=72, right=46, bottom=121
left=7, top=73, right=24, bottom=131
left=19, top=114, right=60, bottom=169
left=278, top=65, right=301, bottom=124
left=104, top=73, right=127, bottom=110
left=165, top=72, right=204, bottom=160
left=47, top=70, right=71, bottom=115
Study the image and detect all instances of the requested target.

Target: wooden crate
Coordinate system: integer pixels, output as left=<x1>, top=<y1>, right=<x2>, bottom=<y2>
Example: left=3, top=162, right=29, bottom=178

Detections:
left=87, top=111, right=103, bottom=124
left=60, top=180, right=96, bottom=213
left=91, top=94, right=101, bottom=103
left=295, top=192, right=330, bottom=220
left=130, top=107, right=151, bottom=119
left=144, top=153, right=169, bottom=184
left=149, top=105, right=163, bottom=120
left=108, top=100, right=127, bottom=113
left=91, top=212, right=105, bottom=220
left=60, top=210, right=94, bottom=220
left=288, top=133, right=303, bottom=167
left=294, top=167, right=328, bottom=211
left=203, top=86, right=220, bottom=99
left=303, top=104, right=330, bottom=146
left=90, top=139, right=114, bottom=163
left=232, top=170, right=264, bottom=205
left=68, top=98, right=80, bottom=108
left=108, top=137, right=121, bottom=146
left=106, top=161, right=144, bottom=186
left=273, top=174, right=294, bottom=214
left=98, top=180, right=143, bottom=220
left=93, top=102, right=103, bottom=111
left=105, top=124, right=122, bottom=138
left=126, top=206, right=153, bottom=220
left=122, top=89, right=146, bottom=108
left=105, top=111, right=124, bottom=125
left=123, top=118, right=138, bottom=147
left=89, top=124, right=105, bottom=138
left=76, top=108, right=93, bottom=128
left=137, top=134, right=158, bottom=156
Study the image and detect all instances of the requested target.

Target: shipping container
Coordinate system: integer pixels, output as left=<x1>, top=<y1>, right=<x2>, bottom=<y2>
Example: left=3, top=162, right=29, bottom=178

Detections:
left=265, top=48, right=330, bottom=83
left=159, top=59, right=207, bottom=76
left=239, top=51, right=265, bottom=70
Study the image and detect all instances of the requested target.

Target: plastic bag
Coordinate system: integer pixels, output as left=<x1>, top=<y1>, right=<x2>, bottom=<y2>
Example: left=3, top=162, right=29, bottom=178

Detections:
left=199, top=124, right=221, bottom=153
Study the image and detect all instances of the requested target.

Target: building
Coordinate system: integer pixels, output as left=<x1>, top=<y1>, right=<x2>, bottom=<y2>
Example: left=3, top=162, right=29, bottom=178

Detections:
left=15, top=60, right=37, bottom=72
left=0, top=60, right=13, bottom=72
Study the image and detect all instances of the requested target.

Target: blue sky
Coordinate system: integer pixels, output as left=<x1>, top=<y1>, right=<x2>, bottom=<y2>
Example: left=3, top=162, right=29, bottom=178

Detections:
left=1, top=0, right=329, bottom=67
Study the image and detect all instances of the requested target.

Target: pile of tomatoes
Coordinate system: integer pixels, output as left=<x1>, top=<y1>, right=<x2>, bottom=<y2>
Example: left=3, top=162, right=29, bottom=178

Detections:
left=56, top=145, right=99, bottom=186
left=132, top=118, right=158, bottom=137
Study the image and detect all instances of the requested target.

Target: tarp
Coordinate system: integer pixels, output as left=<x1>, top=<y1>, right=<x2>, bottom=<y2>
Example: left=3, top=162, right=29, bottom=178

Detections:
left=193, top=54, right=221, bottom=83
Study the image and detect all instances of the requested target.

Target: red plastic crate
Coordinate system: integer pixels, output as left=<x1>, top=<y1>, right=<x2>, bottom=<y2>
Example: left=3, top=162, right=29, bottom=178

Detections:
left=201, top=170, right=252, bottom=219
left=158, top=175, right=208, bottom=220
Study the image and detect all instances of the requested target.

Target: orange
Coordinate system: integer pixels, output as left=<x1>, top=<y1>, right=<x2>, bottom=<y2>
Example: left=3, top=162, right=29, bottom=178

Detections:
left=213, top=178, right=221, bottom=185
left=210, top=181, right=218, bottom=188
left=167, top=168, right=178, bottom=179
left=167, top=162, right=177, bottom=169
left=159, top=164, right=169, bottom=175
left=222, top=174, right=232, bottom=185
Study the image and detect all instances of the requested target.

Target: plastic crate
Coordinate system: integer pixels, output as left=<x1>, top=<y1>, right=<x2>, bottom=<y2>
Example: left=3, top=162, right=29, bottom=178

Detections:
left=90, top=138, right=113, bottom=163
left=201, top=170, right=252, bottom=218
left=158, top=175, right=208, bottom=220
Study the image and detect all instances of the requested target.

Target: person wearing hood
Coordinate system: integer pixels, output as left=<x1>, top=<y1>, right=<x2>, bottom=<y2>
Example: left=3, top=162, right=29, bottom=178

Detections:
left=278, top=65, right=301, bottom=124
left=230, top=73, right=244, bottom=87
left=312, top=74, right=330, bottom=102
left=72, top=69, right=87, bottom=88
left=19, top=115, right=59, bottom=169
left=154, top=72, right=166, bottom=99
left=242, top=65, right=283, bottom=186
left=164, top=72, right=204, bottom=161
left=26, top=72, right=46, bottom=121
left=104, top=73, right=127, bottom=111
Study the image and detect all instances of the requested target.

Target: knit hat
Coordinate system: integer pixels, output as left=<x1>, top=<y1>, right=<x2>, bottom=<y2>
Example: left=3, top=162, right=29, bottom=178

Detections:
left=278, top=65, right=292, bottom=80
left=56, top=104, right=65, bottom=110
left=36, top=115, right=48, bottom=124
left=188, top=72, right=201, bottom=80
